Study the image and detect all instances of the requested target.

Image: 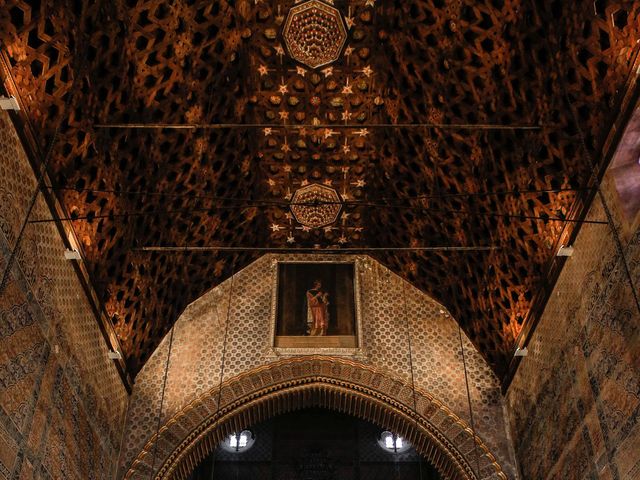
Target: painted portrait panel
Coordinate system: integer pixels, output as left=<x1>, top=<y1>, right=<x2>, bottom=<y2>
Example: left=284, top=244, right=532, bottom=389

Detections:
left=275, top=262, right=357, bottom=349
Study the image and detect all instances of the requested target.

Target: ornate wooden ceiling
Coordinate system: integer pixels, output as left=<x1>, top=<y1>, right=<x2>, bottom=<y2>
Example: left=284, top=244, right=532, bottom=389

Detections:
left=1, top=0, right=638, bottom=381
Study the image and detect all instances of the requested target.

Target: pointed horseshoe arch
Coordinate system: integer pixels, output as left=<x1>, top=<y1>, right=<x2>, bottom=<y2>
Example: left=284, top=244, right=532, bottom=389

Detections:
left=123, top=357, right=508, bottom=480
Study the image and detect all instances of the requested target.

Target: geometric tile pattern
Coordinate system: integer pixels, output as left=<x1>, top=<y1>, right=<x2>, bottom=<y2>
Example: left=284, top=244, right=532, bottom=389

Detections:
left=125, top=356, right=504, bottom=480
left=0, top=111, right=128, bottom=479
left=506, top=178, right=640, bottom=480
left=1, top=0, right=639, bottom=380
left=119, top=254, right=517, bottom=479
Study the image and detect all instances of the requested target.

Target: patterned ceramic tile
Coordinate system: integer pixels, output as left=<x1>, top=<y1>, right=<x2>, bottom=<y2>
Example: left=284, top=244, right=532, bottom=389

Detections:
left=0, top=110, right=129, bottom=479
left=121, top=254, right=517, bottom=478
left=506, top=181, right=640, bottom=480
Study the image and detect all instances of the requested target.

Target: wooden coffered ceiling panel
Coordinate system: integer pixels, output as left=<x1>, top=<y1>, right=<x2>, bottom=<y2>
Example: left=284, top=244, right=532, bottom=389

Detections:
left=1, top=0, right=638, bottom=380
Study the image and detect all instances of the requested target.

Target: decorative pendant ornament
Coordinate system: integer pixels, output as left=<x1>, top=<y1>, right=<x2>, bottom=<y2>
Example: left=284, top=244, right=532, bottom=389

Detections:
left=290, top=183, right=343, bottom=228
left=282, top=0, right=348, bottom=69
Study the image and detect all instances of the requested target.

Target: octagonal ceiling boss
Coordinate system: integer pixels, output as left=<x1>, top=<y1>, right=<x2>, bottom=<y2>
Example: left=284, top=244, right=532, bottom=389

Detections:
left=282, top=0, right=348, bottom=69
left=290, top=184, right=343, bottom=228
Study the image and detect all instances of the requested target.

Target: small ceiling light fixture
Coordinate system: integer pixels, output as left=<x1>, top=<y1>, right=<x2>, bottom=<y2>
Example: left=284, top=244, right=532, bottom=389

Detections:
left=378, top=430, right=410, bottom=454
left=514, top=346, right=528, bottom=357
left=220, top=430, right=255, bottom=453
left=556, top=245, right=574, bottom=257
left=64, top=249, right=82, bottom=261
left=0, top=96, right=20, bottom=111
left=107, top=350, right=122, bottom=360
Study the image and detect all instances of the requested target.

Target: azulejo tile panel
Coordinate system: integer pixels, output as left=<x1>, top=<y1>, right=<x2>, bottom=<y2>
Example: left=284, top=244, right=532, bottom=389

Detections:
left=121, top=254, right=517, bottom=479
left=506, top=182, right=640, bottom=480
left=0, top=110, right=129, bottom=479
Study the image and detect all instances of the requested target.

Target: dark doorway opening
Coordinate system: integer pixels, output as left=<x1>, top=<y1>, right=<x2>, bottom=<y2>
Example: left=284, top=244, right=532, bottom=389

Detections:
left=188, top=408, right=442, bottom=480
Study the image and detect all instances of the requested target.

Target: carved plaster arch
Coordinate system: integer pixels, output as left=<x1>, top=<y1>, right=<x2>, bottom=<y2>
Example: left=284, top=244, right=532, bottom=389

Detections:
left=124, top=357, right=508, bottom=480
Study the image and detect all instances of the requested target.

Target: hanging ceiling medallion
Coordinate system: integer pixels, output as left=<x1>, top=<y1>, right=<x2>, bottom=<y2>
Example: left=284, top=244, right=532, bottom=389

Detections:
left=282, top=0, right=348, bottom=69
left=290, top=183, right=343, bottom=228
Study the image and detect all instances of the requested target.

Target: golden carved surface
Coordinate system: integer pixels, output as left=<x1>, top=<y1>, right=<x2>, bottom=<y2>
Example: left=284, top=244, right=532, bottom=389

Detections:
left=0, top=0, right=638, bottom=381
left=290, top=183, right=343, bottom=228
left=119, top=255, right=516, bottom=479
left=124, top=356, right=508, bottom=480
left=282, top=0, right=348, bottom=69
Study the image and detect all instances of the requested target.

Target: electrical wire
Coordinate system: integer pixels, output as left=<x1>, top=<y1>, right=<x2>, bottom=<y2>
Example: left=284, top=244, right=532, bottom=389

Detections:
left=0, top=37, right=90, bottom=296
left=137, top=246, right=498, bottom=253
left=545, top=4, right=640, bottom=316
left=25, top=200, right=608, bottom=226
left=458, top=325, right=482, bottom=479
left=209, top=270, right=236, bottom=480
left=149, top=325, right=176, bottom=479
left=400, top=279, right=424, bottom=480
left=43, top=184, right=593, bottom=205
left=93, top=122, right=545, bottom=130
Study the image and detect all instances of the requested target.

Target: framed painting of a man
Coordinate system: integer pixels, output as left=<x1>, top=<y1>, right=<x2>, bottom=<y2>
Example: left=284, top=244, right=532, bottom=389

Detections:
left=273, top=261, right=360, bottom=350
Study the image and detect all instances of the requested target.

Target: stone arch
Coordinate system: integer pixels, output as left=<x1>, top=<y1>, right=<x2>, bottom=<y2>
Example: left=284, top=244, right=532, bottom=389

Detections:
left=123, top=357, right=508, bottom=480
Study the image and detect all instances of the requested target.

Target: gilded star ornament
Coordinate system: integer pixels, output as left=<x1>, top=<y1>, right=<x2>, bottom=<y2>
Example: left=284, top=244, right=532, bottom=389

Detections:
left=324, top=128, right=337, bottom=139
left=258, top=65, right=269, bottom=76
left=322, top=67, right=334, bottom=78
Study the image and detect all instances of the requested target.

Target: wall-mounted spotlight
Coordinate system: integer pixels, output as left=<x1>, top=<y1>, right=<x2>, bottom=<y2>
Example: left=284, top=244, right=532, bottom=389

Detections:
left=514, top=347, right=528, bottom=357
left=108, top=350, right=122, bottom=360
left=0, top=96, right=20, bottom=111
left=64, top=249, right=82, bottom=261
left=556, top=245, right=574, bottom=257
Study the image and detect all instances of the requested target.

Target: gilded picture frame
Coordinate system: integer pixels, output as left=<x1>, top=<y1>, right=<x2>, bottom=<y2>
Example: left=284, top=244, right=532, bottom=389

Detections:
left=270, top=258, right=363, bottom=356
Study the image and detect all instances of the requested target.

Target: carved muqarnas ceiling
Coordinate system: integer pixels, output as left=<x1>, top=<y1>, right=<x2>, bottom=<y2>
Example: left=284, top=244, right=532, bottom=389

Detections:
left=290, top=184, right=343, bottom=229
left=1, top=0, right=638, bottom=379
left=283, top=0, right=348, bottom=69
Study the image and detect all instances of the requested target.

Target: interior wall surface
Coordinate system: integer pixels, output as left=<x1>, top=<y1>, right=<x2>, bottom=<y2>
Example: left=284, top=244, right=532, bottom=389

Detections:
left=0, top=110, right=129, bottom=479
left=120, top=254, right=518, bottom=479
left=506, top=176, right=640, bottom=480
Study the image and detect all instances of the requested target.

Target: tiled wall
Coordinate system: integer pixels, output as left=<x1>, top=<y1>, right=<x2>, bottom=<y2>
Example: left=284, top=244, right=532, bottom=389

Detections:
left=120, top=255, right=518, bottom=479
left=506, top=178, right=640, bottom=480
left=0, top=111, right=129, bottom=479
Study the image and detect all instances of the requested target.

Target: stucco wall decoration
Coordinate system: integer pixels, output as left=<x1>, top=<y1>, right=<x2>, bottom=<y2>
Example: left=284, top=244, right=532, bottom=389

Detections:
left=119, top=254, right=517, bottom=479
left=0, top=111, right=128, bottom=478
left=506, top=178, right=640, bottom=480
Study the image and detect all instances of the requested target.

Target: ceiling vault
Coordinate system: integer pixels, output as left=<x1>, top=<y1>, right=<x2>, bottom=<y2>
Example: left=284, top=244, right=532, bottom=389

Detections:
left=1, top=0, right=638, bottom=383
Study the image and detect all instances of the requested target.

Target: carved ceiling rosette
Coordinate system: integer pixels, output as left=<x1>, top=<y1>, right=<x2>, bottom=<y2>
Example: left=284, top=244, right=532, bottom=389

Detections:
left=282, top=0, right=348, bottom=69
